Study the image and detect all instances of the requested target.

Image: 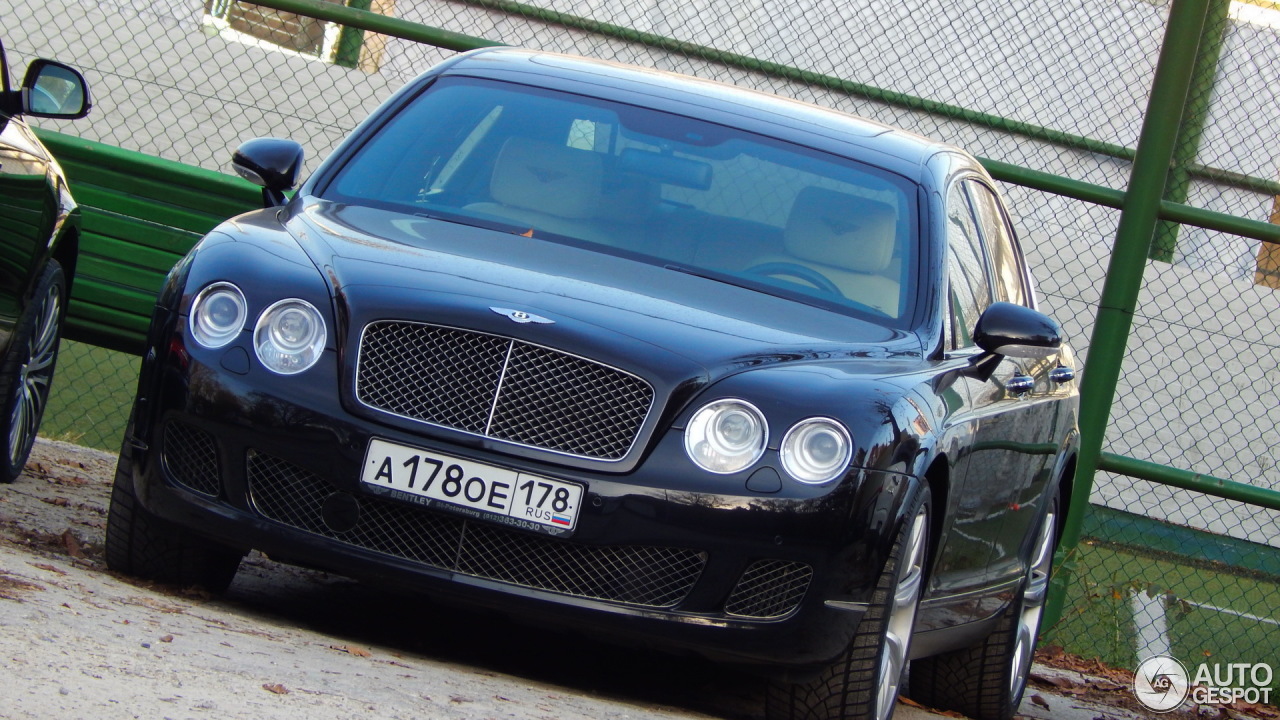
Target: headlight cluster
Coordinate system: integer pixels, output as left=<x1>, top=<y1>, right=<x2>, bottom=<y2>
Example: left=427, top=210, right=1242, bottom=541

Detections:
left=683, top=399, right=852, bottom=484
left=188, top=283, right=327, bottom=375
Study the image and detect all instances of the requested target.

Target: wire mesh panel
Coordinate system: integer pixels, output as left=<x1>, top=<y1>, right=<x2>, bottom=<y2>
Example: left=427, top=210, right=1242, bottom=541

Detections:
left=6, top=0, right=1280, bottom=695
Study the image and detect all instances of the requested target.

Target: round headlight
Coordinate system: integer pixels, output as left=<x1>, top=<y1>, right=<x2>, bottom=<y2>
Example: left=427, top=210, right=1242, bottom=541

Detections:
left=189, top=282, right=246, bottom=349
left=781, top=418, right=852, bottom=484
left=684, top=399, right=767, bottom=474
left=254, top=299, right=326, bottom=375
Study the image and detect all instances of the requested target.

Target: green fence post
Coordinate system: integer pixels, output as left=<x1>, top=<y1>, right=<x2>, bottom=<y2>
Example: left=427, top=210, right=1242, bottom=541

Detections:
left=333, top=0, right=374, bottom=68
left=1149, top=0, right=1231, bottom=262
left=1044, top=0, right=1212, bottom=627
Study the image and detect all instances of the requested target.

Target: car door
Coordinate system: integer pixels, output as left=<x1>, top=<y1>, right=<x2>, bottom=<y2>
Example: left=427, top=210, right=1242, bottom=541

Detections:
left=961, top=179, right=1065, bottom=586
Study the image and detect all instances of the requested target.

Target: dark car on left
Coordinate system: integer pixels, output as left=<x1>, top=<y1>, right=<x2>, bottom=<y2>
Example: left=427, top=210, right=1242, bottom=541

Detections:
left=0, top=37, right=91, bottom=482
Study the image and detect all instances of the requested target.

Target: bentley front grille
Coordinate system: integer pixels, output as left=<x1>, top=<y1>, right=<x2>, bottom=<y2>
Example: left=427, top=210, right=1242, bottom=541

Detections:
left=246, top=451, right=706, bottom=608
left=162, top=421, right=221, bottom=497
left=355, top=321, right=653, bottom=461
left=724, top=559, right=813, bottom=619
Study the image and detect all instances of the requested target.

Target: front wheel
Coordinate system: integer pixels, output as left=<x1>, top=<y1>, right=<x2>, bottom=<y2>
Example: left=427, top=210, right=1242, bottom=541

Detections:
left=0, top=260, right=66, bottom=483
left=909, top=494, right=1059, bottom=720
left=105, top=420, right=244, bottom=591
left=767, top=484, right=931, bottom=720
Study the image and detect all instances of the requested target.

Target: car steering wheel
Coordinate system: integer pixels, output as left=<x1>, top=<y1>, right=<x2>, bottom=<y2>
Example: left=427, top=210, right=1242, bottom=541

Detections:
left=745, top=261, right=843, bottom=297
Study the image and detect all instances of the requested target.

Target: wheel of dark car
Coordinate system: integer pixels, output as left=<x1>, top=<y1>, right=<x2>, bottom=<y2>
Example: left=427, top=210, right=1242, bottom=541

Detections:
left=745, top=261, right=844, bottom=297
left=0, top=260, right=66, bottom=483
left=105, top=418, right=245, bottom=591
left=766, top=484, right=931, bottom=720
left=908, top=493, right=1060, bottom=720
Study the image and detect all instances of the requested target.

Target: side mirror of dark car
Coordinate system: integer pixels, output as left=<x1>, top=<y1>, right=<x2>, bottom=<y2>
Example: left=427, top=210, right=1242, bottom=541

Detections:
left=964, top=302, right=1063, bottom=381
left=19, top=59, right=91, bottom=119
left=232, top=137, right=305, bottom=208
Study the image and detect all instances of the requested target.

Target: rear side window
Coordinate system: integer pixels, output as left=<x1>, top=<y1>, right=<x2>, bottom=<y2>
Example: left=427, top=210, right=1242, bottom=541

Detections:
left=966, top=181, right=1029, bottom=307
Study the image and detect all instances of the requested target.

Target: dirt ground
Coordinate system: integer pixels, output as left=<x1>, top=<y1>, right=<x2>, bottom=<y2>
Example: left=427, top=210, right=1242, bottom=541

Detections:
left=1, top=439, right=1267, bottom=720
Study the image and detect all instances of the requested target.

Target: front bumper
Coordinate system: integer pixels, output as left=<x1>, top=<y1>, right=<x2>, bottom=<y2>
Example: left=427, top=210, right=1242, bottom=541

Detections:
left=125, top=334, right=915, bottom=670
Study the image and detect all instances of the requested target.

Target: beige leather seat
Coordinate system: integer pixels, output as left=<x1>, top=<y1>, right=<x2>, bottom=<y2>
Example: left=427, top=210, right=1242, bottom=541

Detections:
left=465, top=137, right=605, bottom=241
left=770, top=187, right=902, bottom=317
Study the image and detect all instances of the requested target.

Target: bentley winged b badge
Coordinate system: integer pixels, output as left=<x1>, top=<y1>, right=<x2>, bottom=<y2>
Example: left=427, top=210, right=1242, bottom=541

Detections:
left=490, top=307, right=555, bottom=325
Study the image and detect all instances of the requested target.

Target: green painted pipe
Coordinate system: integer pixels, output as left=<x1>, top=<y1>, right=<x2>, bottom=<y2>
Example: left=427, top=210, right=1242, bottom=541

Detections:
left=1151, top=0, right=1232, bottom=262
left=245, top=0, right=503, bottom=52
left=1100, top=453, right=1280, bottom=511
left=982, top=158, right=1280, bottom=244
left=1045, top=0, right=1214, bottom=628
left=333, top=0, right=375, bottom=68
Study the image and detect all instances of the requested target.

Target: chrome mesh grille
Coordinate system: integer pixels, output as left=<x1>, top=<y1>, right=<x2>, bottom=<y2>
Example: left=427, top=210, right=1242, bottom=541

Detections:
left=162, top=422, right=221, bottom=497
left=724, top=559, right=813, bottom=619
left=356, top=321, right=653, bottom=460
left=246, top=451, right=705, bottom=608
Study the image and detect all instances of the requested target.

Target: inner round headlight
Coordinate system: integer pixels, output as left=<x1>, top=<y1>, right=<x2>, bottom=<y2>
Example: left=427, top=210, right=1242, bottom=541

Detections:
left=781, top=418, right=852, bottom=484
left=684, top=399, right=767, bottom=474
left=189, top=282, right=246, bottom=349
left=254, top=299, right=326, bottom=375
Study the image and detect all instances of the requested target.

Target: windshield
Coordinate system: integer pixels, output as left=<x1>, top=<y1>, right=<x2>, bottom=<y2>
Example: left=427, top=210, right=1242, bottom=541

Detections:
left=322, top=76, right=920, bottom=324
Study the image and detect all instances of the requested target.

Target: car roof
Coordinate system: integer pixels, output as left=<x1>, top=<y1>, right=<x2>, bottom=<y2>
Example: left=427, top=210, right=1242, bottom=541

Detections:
left=432, top=48, right=960, bottom=180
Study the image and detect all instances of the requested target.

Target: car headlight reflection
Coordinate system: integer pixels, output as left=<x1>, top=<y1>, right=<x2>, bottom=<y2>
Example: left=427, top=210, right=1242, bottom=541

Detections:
left=254, top=299, right=326, bottom=375
left=685, top=399, right=767, bottom=474
left=781, top=418, right=852, bottom=484
left=189, top=282, right=247, bottom=349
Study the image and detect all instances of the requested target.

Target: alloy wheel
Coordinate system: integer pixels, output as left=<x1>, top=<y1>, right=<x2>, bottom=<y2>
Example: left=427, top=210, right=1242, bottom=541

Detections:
left=876, top=505, right=929, bottom=720
left=8, top=282, right=62, bottom=468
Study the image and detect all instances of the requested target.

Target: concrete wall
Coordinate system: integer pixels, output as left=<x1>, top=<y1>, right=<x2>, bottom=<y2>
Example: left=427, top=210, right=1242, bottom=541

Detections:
left=4, top=0, right=1278, bottom=545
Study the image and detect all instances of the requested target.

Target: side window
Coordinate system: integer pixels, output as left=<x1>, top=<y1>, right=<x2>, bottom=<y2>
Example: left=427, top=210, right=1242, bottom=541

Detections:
left=946, top=187, right=991, bottom=349
left=966, top=181, right=1029, bottom=307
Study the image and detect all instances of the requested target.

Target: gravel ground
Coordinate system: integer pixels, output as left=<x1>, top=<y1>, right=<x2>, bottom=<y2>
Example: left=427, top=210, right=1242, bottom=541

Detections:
left=0, top=439, right=1229, bottom=720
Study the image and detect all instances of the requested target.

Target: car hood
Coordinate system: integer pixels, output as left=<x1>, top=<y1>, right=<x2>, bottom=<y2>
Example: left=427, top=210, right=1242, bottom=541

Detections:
left=282, top=199, right=921, bottom=402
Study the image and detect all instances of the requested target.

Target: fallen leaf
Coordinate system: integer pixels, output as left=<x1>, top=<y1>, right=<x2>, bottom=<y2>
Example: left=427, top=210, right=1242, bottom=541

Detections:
left=31, top=563, right=66, bottom=575
left=1030, top=694, right=1050, bottom=710
left=41, top=497, right=69, bottom=507
left=263, top=683, right=289, bottom=695
left=898, top=696, right=926, bottom=709
left=60, top=530, right=84, bottom=559
left=331, top=644, right=372, bottom=657
left=160, top=635, right=174, bottom=643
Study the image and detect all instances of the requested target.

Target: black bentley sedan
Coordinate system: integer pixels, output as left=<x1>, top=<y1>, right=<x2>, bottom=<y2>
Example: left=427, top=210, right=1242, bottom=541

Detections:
left=0, top=38, right=90, bottom=482
left=107, top=48, right=1078, bottom=720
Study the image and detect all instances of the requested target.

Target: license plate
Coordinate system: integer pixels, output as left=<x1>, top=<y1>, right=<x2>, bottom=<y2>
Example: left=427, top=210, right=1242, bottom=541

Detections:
left=360, top=438, right=583, bottom=532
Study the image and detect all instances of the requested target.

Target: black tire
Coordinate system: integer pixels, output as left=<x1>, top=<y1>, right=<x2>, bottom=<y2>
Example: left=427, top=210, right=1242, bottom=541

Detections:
left=105, top=425, right=244, bottom=592
left=908, top=494, right=1060, bottom=720
left=767, top=484, right=932, bottom=720
left=0, top=260, right=67, bottom=483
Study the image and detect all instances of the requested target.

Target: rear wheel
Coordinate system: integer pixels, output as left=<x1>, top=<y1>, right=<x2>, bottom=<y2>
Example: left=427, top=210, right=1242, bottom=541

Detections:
left=104, top=421, right=244, bottom=592
left=0, top=261, right=66, bottom=483
left=909, top=494, right=1059, bottom=720
left=767, top=484, right=931, bottom=720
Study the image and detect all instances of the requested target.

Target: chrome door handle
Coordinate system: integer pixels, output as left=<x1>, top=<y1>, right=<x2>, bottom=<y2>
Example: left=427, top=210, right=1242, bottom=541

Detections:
left=1049, top=366, right=1076, bottom=384
left=1007, top=374, right=1035, bottom=395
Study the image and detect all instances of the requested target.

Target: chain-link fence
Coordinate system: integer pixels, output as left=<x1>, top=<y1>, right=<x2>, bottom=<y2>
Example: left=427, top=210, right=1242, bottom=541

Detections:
left=6, top=0, right=1279, bottom=696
